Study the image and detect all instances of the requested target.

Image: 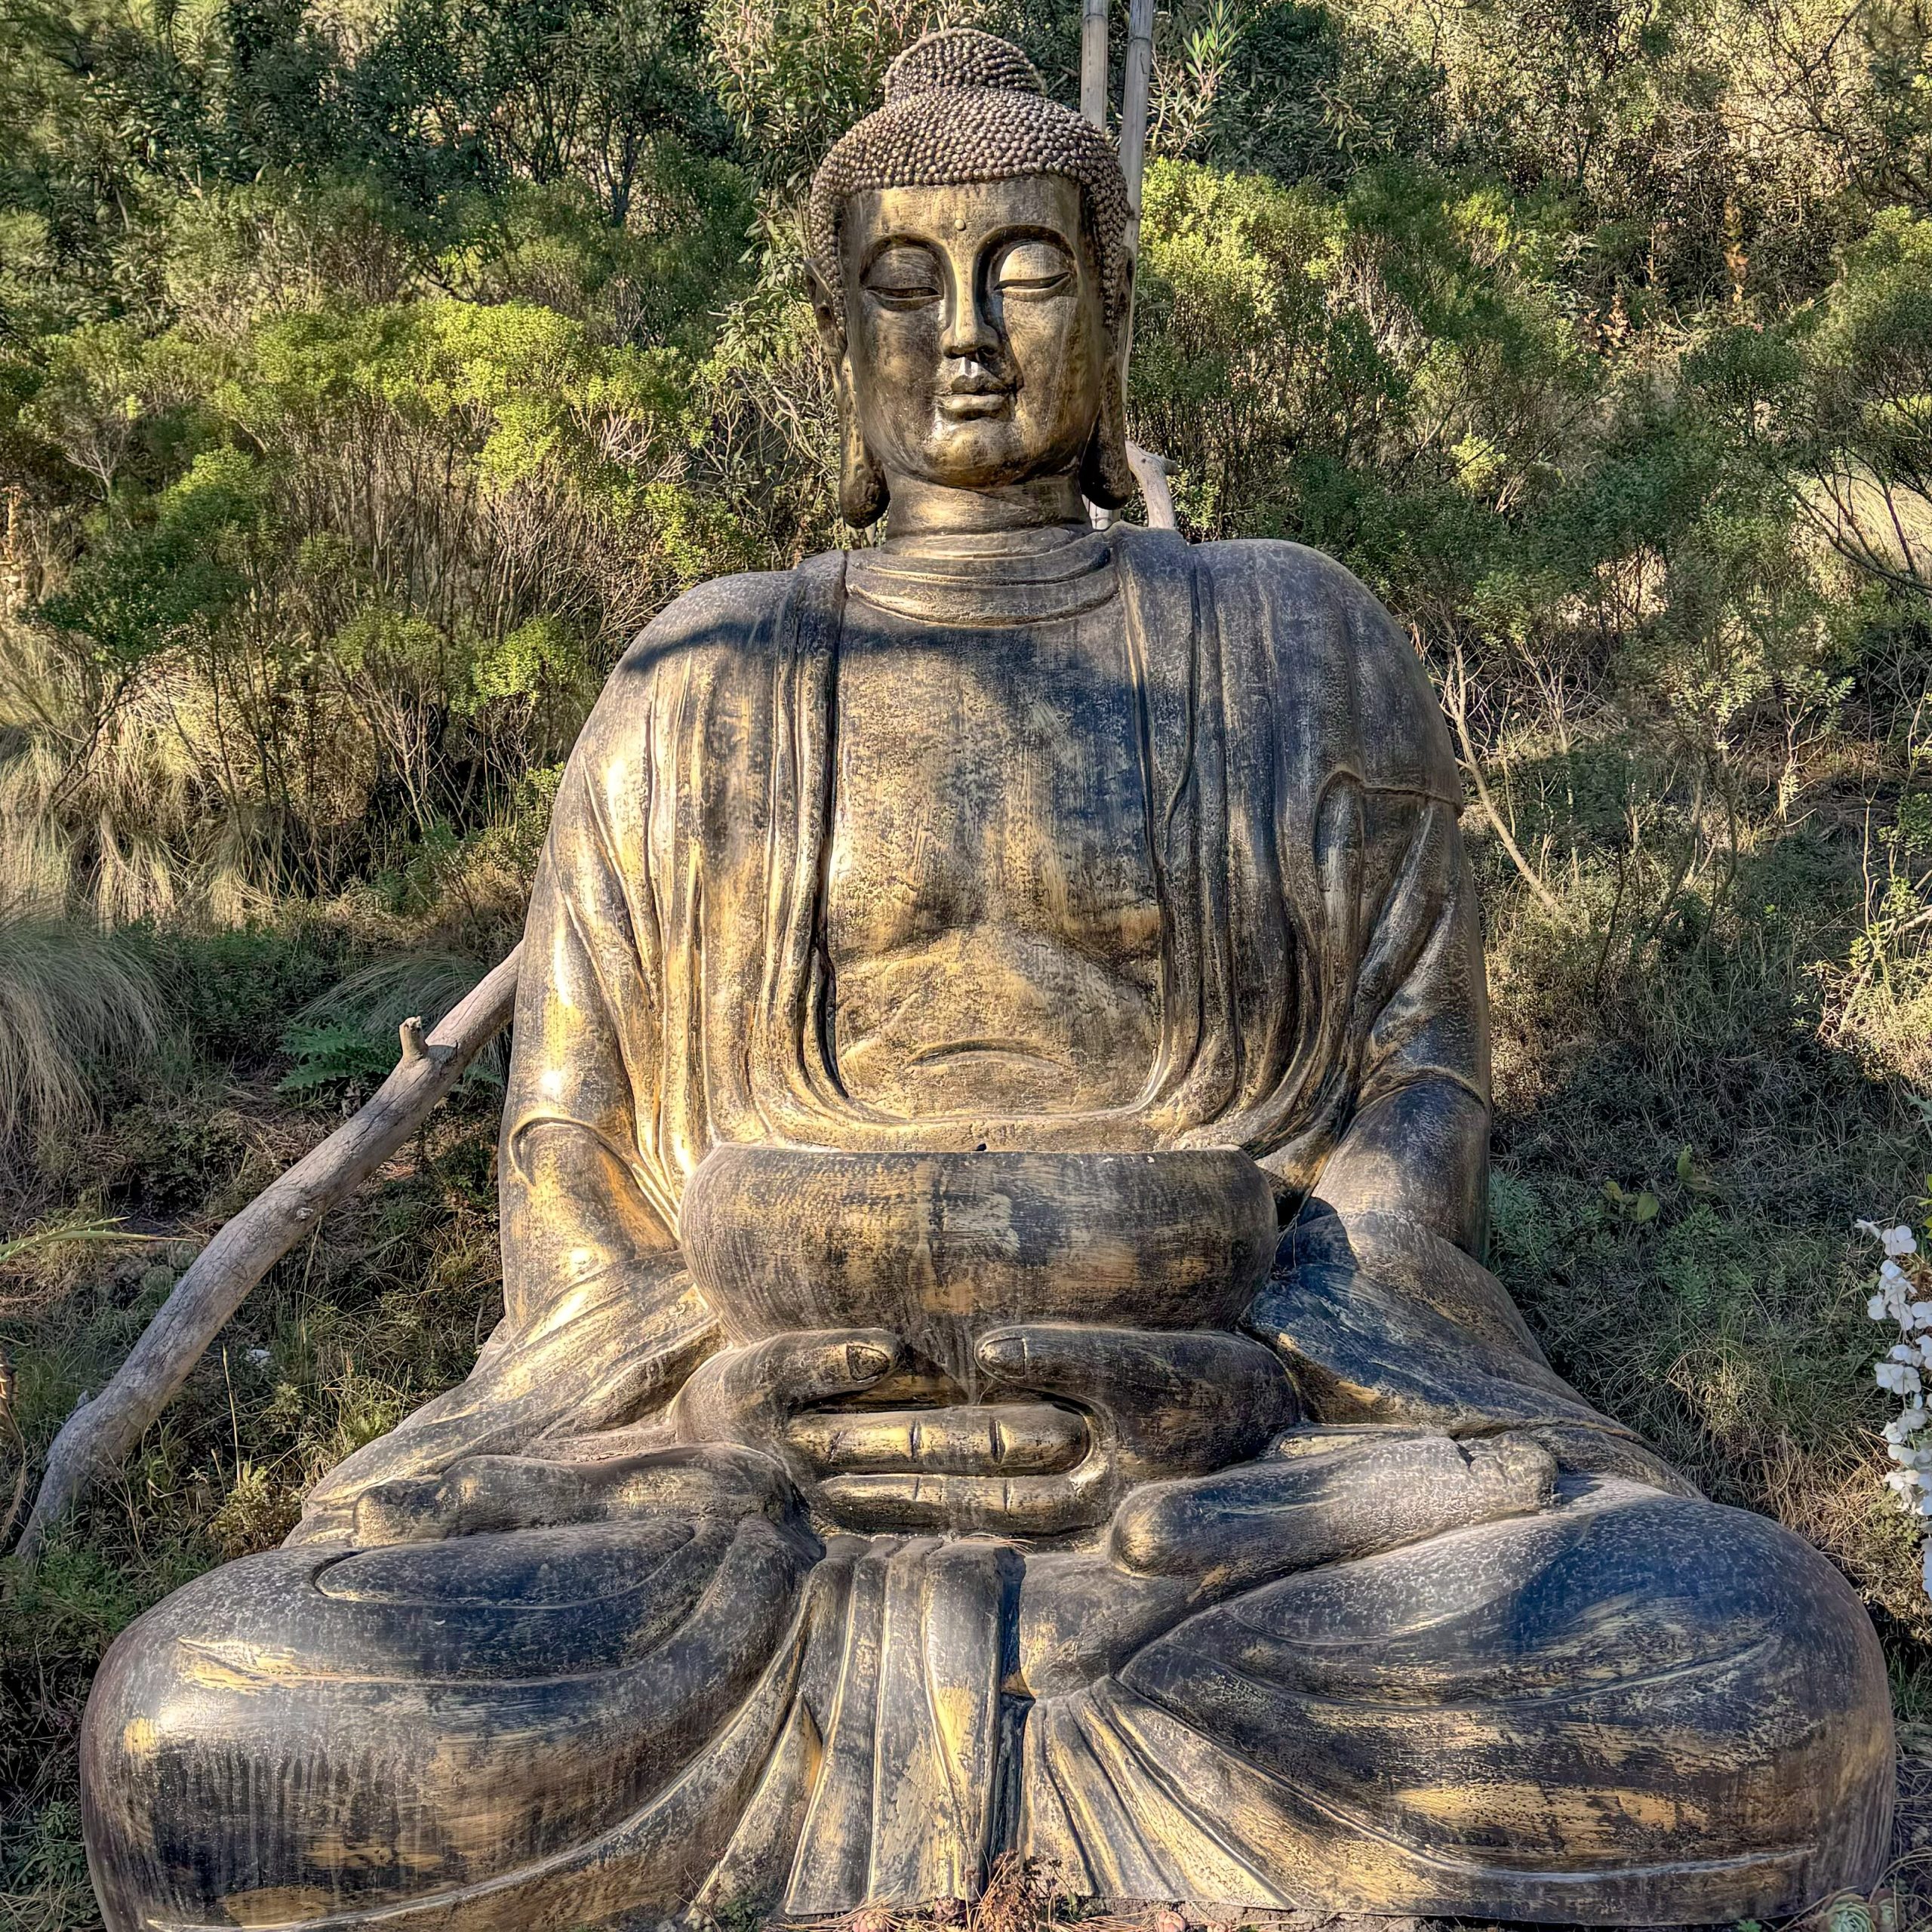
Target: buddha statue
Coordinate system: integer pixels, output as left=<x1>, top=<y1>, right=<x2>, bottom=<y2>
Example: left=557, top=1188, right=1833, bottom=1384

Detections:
left=82, top=30, right=1893, bottom=1930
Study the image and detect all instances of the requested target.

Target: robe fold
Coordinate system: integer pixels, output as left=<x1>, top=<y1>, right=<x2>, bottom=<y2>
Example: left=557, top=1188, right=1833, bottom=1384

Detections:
left=80, top=531, right=1894, bottom=1932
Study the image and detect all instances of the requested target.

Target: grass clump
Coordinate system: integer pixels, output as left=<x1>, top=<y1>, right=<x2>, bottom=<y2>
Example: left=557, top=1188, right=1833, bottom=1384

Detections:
left=0, top=912, right=160, bottom=1149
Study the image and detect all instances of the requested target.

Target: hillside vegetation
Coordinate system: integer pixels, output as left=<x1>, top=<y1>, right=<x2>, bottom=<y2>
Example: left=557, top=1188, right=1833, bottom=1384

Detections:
left=0, top=0, right=1928, bottom=1921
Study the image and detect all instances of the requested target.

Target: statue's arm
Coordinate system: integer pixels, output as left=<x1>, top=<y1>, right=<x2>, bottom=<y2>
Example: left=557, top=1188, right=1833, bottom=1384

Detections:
left=291, top=731, right=721, bottom=1543
left=1250, top=903, right=1686, bottom=1488
left=1245, top=562, right=1687, bottom=1491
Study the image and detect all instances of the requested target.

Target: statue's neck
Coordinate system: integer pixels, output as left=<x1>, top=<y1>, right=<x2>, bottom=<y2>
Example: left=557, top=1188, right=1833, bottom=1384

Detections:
left=881, top=472, right=1088, bottom=539
left=876, top=521, right=1094, bottom=560
left=848, top=521, right=1117, bottom=626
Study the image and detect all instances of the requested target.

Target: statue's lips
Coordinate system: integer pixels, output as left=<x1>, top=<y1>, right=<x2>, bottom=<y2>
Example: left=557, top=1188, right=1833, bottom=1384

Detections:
left=937, top=390, right=1013, bottom=420
left=678, top=1146, right=1281, bottom=1382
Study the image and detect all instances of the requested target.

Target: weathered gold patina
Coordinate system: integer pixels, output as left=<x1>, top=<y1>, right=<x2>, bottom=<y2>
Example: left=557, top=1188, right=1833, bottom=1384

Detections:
left=82, top=30, right=1894, bottom=1930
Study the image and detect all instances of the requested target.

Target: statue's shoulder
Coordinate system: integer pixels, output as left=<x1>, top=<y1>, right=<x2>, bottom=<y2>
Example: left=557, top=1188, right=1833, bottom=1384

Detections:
left=575, top=561, right=817, bottom=737
left=552, top=563, right=823, bottom=826
left=612, top=564, right=809, bottom=681
left=1190, top=535, right=1458, bottom=801
left=1121, top=526, right=1396, bottom=644
left=1189, top=533, right=1392, bottom=641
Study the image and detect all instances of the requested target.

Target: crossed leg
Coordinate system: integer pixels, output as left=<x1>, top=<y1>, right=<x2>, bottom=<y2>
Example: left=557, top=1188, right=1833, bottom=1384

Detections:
left=81, top=1509, right=815, bottom=1932
left=82, top=1464, right=1894, bottom=1931
left=1020, top=1477, right=1895, bottom=1921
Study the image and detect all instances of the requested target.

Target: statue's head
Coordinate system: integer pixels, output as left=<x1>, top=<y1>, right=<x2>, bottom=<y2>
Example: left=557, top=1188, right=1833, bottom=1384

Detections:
left=807, top=29, right=1135, bottom=528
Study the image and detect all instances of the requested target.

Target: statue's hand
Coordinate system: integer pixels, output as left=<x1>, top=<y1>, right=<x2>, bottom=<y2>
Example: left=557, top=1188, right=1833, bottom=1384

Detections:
left=347, top=1441, right=795, bottom=1546
left=669, top=1328, right=905, bottom=1494
left=1109, top=1425, right=1557, bottom=1587
left=817, top=1323, right=1296, bottom=1537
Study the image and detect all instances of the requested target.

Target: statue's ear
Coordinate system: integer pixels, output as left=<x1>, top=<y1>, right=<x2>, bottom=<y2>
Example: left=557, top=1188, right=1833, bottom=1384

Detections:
left=1081, top=349, right=1135, bottom=510
left=808, top=260, right=889, bottom=528
left=805, top=260, right=846, bottom=358
left=837, top=376, right=890, bottom=528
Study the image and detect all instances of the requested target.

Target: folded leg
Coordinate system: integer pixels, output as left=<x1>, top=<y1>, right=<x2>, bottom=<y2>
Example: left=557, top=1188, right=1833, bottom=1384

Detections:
left=1021, top=1478, right=1894, bottom=1921
left=82, top=1511, right=814, bottom=1932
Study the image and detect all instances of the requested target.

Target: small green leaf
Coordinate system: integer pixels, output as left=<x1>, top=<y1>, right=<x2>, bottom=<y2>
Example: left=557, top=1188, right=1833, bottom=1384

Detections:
left=1676, top=1145, right=1694, bottom=1185
left=1632, top=1190, right=1660, bottom=1223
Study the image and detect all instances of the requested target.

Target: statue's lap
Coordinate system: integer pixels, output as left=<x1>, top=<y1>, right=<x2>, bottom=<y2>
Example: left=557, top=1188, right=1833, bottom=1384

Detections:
left=82, top=1475, right=1891, bottom=1927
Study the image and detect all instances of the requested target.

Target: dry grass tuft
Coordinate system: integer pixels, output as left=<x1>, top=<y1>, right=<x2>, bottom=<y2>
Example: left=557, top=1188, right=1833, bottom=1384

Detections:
left=1890, top=1725, right=1932, bottom=1932
left=0, top=908, right=160, bottom=1149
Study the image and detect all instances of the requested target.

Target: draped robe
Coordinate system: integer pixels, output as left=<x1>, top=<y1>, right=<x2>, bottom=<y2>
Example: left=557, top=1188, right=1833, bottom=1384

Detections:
left=81, top=530, right=1894, bottom=1932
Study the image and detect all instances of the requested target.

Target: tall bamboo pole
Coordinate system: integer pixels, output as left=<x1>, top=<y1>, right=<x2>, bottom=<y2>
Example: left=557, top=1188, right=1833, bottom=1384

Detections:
left=1113, top=0, right=1176, bottom=528
left=1082, top=0, right=1115, bottom=530
left=1080, top=0, right=1109, bottom=128
left=1118, top=0, right=1155, bottom=269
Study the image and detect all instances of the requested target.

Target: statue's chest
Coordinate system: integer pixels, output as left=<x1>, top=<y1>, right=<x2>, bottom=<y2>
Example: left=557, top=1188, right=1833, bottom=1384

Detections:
left=821, top=603, right=1163, bottom=1117
left=827, top=612, right=1156, bottom=924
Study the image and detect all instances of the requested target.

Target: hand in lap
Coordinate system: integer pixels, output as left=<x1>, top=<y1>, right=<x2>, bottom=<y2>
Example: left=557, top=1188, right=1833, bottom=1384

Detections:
left=674, top=1321, right=1296, bottom=1536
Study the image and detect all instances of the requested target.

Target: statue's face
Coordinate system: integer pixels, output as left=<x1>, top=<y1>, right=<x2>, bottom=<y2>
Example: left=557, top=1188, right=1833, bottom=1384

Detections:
left=838, top=174, right=1109, bottom=495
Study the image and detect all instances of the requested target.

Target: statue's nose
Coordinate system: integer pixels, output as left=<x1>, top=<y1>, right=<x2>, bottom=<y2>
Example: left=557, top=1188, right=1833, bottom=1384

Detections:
left=940, top=286, right=1000, bottom=361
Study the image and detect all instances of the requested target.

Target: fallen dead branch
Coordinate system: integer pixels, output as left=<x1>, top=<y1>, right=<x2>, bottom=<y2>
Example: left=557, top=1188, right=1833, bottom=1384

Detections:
left=11, top=945, right=522, bottom=1564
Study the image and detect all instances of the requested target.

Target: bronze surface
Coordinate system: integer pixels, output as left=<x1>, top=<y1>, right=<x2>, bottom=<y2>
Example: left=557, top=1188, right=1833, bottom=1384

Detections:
left=81, top=29, right=1894, bottom=1932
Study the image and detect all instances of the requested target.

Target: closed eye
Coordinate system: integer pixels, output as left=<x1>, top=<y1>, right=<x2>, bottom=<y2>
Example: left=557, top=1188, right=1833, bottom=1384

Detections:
left=868, top=280, right=942, bottom=306
left=995, top=239, right=1075, bottom=298
left=864, top=242, right=943, bottom=308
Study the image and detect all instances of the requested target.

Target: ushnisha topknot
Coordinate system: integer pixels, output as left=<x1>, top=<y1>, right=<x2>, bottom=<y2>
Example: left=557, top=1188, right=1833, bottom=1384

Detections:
left=808, top=29, right=1132, bottom=337
left=883, top=26, right=1041, bottom=98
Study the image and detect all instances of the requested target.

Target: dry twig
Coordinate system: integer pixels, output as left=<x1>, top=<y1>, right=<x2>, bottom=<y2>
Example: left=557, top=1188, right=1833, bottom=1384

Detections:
left=1443, top=638, right=1577, bottom=928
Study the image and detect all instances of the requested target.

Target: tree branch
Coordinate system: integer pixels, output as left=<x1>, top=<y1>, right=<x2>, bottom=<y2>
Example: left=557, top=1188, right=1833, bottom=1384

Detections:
left=11, top=946, right=524, bottom=1564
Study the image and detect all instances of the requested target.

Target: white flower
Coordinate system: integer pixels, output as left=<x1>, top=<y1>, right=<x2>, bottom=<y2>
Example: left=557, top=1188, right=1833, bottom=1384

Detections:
left=1858, top=1220, right=1921, bottom=1258
left=1871, top=1266, right=1913, bottom=1326
left=1878, top=1361, right=1922, bottom=1396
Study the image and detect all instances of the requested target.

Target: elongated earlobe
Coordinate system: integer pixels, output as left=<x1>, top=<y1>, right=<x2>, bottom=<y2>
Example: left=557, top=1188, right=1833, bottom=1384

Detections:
left=836, top=363, right=889, bottom=528
left=1080, top=354, right=1134, bottom=510
left=810, top=260, right=889, bottom=528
